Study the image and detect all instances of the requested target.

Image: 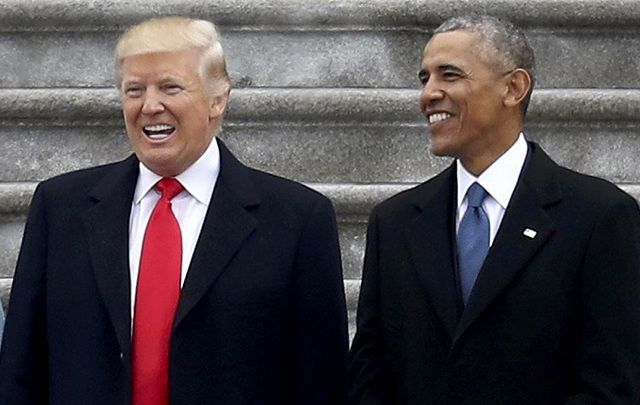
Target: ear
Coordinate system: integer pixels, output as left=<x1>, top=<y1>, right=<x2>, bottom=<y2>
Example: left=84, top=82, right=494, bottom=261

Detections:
left=209, top=90, right=230, bottom=119
left=503, top=69, right=531, bottom=109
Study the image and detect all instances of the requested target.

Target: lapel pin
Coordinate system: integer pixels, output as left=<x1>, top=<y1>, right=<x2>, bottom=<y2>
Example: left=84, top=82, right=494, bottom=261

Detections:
left=523, top=228, right=537, bottom=239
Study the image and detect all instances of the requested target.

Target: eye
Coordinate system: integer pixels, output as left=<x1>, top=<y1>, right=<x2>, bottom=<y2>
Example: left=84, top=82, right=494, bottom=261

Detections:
left=163, top=84, right=183, bottom=94
left=442, top=71, right=462, bottom=81
left=418, top=72, right=430, bottom=86
left=124, top=87, right=143, bottom=97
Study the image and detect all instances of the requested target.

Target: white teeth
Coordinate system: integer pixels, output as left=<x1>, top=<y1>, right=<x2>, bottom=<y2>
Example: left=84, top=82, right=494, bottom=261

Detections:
left=148, top=134, right=170, bottom=140
left=143, top=124, right=175, bottom=140
left=428, top=112, right=452, bottom=124
left=144, top=124, right=173, bottom=132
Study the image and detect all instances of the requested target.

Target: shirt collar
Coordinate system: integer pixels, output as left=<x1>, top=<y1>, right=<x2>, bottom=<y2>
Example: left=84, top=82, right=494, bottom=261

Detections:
left=134, top=137, right=221, bottom=205
left=456, top=133, right=528, bottom=209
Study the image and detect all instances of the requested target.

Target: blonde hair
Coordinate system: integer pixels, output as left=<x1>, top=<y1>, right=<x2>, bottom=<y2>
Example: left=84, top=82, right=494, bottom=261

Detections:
left=114, top=17, right=231, bottom=98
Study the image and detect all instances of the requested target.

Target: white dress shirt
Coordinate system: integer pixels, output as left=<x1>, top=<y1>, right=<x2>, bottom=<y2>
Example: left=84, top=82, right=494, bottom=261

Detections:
left=456, top=133, right=528, bottom=246
left=128, top=139, right=220, bottom=318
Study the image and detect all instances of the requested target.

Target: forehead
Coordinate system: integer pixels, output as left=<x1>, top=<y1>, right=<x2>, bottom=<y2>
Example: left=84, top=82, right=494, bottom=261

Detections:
left=421, top=30, right=487, bottom=70
left=120, top=48, right=201, bottom=78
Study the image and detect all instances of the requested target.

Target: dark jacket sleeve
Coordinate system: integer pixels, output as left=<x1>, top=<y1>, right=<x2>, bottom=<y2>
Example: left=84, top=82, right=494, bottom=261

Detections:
left=0, top=184, right=49, bottom=405
left=348, top=208, right=395, bottom=405
left=292, top=196, right=349, bottom=405
left=565, top=194, right=640, bottom=404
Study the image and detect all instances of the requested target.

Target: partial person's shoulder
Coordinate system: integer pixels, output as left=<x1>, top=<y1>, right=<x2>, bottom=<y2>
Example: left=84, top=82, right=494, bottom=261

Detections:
left=373, top=166, right=453, bottom=219
left=218, top=139, right=330, bottom=207
left=36, top=157, right=134, bottom=198
left=557, top=165, right=638, bottom=211
left=525, top=141, right=637, bottom=215
left=248, top=167, right=332, bottom=207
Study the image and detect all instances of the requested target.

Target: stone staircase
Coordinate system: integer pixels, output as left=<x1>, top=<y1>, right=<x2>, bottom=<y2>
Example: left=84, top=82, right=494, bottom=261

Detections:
left=2, top=0, right=640, bottom=339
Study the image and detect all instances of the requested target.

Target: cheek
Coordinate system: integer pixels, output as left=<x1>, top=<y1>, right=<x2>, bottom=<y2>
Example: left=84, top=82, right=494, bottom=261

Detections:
left=122, top=103, right=139, bottom=123
left=454, top=99, right=471, bottom=132
left=418, top=90, right=427, bottom=111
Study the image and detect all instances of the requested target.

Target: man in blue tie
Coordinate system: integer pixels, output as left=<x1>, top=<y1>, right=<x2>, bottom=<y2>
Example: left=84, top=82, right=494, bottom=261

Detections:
left=349, top=14, right=640, bottom=404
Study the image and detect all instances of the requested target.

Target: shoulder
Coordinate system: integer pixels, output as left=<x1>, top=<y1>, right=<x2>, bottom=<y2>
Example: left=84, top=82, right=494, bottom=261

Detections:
left=218, top=139, right=331, bottom=210
left=556, top=166, right=638, bottom=213
left=35, top=157, right=134, bottom=201
left=373, top=167, right=453, bottom=220
left=238, top=169, right=341, bottom=240
left=526, top=141, right=637, bottom=214
left=248, top=168, right=331, bottom=206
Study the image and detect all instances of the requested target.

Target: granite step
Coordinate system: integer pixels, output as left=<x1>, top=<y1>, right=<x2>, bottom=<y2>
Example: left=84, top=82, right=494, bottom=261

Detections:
left=1, top=0, right=640, bottom=88
left=1, top=88, right=640, bottom=184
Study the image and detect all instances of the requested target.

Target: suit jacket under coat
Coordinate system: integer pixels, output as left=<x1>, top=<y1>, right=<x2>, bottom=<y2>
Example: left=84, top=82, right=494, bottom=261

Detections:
left=0, top=139, right=349, bottom=405
left=349, top=141, right=640, bottom=404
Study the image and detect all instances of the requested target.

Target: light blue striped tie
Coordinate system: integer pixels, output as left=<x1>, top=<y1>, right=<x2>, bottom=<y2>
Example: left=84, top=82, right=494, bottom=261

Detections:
left=457, top=182, right=490, bottom=304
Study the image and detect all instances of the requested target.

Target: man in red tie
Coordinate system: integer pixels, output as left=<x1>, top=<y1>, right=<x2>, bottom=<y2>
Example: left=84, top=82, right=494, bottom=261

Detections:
left=0, top=17, right=348, bottom=404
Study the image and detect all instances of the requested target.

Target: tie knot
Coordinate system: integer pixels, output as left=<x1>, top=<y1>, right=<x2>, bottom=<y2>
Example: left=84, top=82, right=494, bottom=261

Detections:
left=466, top=182, right=488, bottom=208
left=156, top=178, right=184, bottom=201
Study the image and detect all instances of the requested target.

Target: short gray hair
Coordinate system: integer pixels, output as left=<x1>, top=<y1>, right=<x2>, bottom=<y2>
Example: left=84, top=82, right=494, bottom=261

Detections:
left=434, top=15, right=535, bottom=114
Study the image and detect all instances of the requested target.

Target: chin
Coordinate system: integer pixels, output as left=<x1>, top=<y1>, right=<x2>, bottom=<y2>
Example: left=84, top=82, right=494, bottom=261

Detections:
left=138, top=156, right=178, bottom=177
left=429, top=142, right=450, bottom=157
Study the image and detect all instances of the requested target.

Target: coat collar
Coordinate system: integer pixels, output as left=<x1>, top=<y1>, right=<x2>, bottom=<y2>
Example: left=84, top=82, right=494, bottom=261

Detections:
left=81, top=139, right=261, bottom=354
left=82, top=155, right=139, bottom=356
left=173, top=139, right=260, bottom=327
left=406, top=164, right=462, bottom=339
left=455, top=142, right=561, bottom=339
left=406, top=142, right=562, bottom=341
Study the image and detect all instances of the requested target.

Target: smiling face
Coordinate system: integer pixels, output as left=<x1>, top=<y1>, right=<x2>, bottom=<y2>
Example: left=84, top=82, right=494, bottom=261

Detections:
left=419, top=30, right=517, bottom=174
left=120, top=47, right=227, bottom=177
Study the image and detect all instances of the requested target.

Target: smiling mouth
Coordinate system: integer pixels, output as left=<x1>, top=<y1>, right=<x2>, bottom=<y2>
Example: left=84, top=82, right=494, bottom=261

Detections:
left=427, top=112, right=452, bottom=125
left=143, top=124, right=175, bottom=140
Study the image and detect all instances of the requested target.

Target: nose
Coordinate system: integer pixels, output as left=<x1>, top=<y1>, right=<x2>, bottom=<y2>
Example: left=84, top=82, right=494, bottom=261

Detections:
left=419, top=77, right=444, bottom=110
left=141, top=88, right=165, bottom=115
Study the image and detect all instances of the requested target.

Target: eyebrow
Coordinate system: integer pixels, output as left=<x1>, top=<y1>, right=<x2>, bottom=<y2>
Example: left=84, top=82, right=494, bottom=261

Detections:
left=437, top=64, right=465, bottom=73
left=418, top=63, right=465, bottom=80
left=121, top=79, right=141, bottom=88
left=418, top=63, right=466, bottom=79
left=158, top=75, right=182, bottom=84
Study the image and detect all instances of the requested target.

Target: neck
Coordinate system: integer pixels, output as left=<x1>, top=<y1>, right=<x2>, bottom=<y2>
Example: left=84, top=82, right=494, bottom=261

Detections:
left=461, top=130, right=521, bottom=176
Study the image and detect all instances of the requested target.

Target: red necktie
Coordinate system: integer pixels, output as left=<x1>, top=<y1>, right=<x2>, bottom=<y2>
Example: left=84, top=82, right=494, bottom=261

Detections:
left=132, top=178, right=184, bottom=405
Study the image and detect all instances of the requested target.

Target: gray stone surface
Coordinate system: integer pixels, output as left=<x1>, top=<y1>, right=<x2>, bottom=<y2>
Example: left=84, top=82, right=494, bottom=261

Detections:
left=344, top=279, right=360, bottom=341
left=0, top=220, right=24, bottom=278
left=2, top=89, right=640, bottom=183
left=3, top=0, right=640, bottom=89
left=0, top=125, right=130, bottom=182
left=4, top=87, right=640, bottom=126
left=5, top=88, right=640, bottom=124
left=338, top=220, right=367, bottom=280
left=221, top=125, right=438, bottom=183
left=0, top=31, right=118, bottom=89
left=0, top=278, right=10, bottom=311
left=4, top=29, right=640, bottom=89
left=3, top=0, right=640, bottom=30
left=0, top=183, right=36, bottom=215
left=527, top=126, right=640, bottom=183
